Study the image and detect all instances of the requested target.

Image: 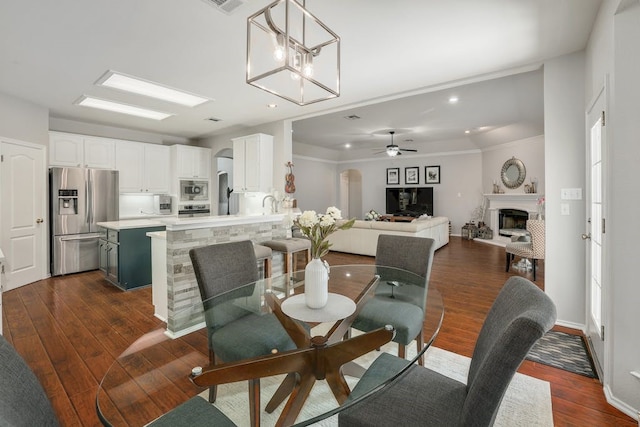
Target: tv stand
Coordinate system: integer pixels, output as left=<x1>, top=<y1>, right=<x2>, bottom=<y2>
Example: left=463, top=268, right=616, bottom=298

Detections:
left=381, top=215, right=414, bottom=223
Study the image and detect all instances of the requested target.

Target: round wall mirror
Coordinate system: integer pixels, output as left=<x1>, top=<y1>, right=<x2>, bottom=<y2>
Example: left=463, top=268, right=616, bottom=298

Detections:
left=501, top=157, right=526, bottom=189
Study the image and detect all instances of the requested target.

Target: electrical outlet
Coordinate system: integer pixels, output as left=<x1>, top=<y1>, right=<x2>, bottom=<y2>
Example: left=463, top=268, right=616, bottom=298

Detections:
left=561, top=203, right=570, bottom=215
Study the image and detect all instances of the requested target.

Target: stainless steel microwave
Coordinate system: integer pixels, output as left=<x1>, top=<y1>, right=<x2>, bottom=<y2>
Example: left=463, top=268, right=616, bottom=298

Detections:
left=180, top=180, right=208, bottom=201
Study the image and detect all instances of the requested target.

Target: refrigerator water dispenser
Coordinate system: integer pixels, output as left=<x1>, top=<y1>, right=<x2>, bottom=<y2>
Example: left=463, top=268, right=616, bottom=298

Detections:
left=58, top=189, right=78, bottom=215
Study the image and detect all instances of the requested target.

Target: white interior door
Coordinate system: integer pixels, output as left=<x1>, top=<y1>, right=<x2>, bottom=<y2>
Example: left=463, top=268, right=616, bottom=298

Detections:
left=0, top=139, right=46, bottom=290
left=585, top=84, right=607, bottom=377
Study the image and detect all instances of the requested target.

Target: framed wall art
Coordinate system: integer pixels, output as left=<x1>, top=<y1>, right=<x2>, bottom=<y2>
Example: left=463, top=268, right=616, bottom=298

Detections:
left=405, top=167, right=419, bottom=184
left=386, top=168, right=400, bottom=185
left=425, top=165, right=441, bottom=184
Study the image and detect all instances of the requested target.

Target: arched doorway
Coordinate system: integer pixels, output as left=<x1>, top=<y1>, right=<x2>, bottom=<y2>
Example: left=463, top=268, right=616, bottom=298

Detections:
left=214, top=148, right=236, bottom=215
left=340, top=169, right=362, bottom=219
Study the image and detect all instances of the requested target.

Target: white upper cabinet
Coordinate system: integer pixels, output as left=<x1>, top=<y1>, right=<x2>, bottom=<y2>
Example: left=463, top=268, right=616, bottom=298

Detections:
left=143, top=144, right=171, bottom=193
left=116, top=141, right=170, bottom=193
left=171, top=145, right=211, bottom=180
left=50, top=132, right=115, bottom=169
left=232, top=133, right=273, bottom=192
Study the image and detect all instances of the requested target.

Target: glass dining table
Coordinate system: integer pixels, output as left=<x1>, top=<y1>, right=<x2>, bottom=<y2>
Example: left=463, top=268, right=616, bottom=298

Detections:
left=96, top=264, right=444, bottom=427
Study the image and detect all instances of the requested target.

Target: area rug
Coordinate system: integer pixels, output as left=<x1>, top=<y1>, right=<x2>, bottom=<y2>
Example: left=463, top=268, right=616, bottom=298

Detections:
left=208, top=340, right=553, bottom=426
left=527, top=330, right=598, bottom=379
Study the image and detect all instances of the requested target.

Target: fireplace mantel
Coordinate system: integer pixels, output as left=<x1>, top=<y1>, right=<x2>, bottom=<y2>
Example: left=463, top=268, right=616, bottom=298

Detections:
left=483, top=193, right=543, bottom=245
left=484, top=193, right=541, bottom=203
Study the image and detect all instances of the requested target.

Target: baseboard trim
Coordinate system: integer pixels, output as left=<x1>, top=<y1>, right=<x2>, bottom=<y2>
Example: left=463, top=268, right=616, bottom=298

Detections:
left=555, top=319, right=585, bottom=330
left=604, top=384, right=640, bottom=423
left=164, top=321, right=206, bottom=339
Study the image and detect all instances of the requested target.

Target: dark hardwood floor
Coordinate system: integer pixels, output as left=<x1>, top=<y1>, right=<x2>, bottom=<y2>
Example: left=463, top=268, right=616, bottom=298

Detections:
left=2, top=237, right=635, bottom=426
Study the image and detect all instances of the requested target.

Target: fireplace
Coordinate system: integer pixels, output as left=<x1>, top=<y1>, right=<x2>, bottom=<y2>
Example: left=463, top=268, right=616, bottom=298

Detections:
left=484, top=194, right=541, bottom=245
left=499, top=209, right=528, bottom=236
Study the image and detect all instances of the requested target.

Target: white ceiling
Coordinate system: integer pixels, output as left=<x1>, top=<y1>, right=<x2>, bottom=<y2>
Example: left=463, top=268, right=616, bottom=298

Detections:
left=0, top=0, right=601, bottom=153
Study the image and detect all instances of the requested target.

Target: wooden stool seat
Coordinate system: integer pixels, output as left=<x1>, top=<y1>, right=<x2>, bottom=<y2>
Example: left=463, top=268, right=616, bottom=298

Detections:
left=261, top=238, right=311, bottom=276
left=253, top=244, right=273, bottom=278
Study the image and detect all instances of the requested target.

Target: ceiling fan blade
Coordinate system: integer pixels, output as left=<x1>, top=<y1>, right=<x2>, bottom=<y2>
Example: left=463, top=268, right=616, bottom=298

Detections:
left=373, top=150, right=387, bottom=154
left=399, top=148, right=418, bottom=152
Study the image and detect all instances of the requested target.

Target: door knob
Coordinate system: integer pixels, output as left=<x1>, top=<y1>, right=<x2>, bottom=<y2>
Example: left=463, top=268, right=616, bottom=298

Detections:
left=581, top=233, right=591, bottom=240
left=36, top=218, right=44, bottom=224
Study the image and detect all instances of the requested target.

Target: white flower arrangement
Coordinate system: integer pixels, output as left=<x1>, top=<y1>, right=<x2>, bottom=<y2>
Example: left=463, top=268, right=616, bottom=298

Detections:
left=365, top=209, right=381, bottom=221
left=293, top=207, right=355, bottom=259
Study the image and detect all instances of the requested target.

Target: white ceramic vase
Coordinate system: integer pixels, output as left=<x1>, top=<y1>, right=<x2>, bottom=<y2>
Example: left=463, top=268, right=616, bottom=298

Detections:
left=304, top=258, right=329, bottom=309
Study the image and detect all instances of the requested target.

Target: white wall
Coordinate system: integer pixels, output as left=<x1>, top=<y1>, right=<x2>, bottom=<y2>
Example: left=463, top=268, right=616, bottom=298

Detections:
left=482, top=135, right=545, bottom=197
left=0, top=92, right=49, bottom=145
left=543, top=52, right=587, bottom=328
left=291, top=155, right=338, bottom=213
left=605, top=0, right=640, bottom=415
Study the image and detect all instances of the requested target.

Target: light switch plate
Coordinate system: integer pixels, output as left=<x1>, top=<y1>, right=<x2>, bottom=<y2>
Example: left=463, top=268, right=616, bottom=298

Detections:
left=561, top=188, right=582, bottom=200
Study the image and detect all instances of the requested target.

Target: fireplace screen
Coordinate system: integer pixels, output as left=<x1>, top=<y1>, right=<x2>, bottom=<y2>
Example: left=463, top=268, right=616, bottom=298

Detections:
left=499, top=209, right=528, bottom=236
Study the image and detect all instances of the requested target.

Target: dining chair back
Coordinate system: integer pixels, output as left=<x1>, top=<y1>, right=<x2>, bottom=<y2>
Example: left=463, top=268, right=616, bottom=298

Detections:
left=189, top=240, right=297, bottom=426
left=351, top=235, right=436, bottom=364
left=338, top=276, right=557, bottom=426
left=505, top=219, right=545, bottom=280
left=0, top=335, right=60, bottom=427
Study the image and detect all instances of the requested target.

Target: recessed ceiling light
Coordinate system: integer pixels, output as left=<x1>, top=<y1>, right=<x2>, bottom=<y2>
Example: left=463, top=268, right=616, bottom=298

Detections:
left=96, top=71, right=210, bottom=107
left=345, top=143, right=351, bottom=148
left=75, top=96, right=173, bottom=120
left=464, top=129, right=471, bottom=134
left=267, top=103, right=278, bottom=108
left=448, top=96, right=459, bottom=104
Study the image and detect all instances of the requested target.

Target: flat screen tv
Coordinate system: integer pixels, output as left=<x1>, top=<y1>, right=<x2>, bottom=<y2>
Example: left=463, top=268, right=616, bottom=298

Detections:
left=386, top=187, right=434, bottom=217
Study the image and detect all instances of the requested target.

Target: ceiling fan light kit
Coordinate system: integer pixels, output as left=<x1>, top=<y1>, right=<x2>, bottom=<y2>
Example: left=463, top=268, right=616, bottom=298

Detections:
left=247, top=0, right=340, bottom=106
left=374, top=131, right=418, bottom=157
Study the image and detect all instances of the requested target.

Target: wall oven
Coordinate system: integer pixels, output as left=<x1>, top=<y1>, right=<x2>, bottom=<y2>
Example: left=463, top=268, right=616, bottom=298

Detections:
left=180, top=180, right=208, bottom=201
left=178, top=204, right=211, bottom=218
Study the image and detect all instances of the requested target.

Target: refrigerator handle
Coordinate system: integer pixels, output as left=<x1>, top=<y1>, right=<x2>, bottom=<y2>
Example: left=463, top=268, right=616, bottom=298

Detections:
left=60, top=233, right=102, bottom=241
left=86, top=169, right=93, bottom=225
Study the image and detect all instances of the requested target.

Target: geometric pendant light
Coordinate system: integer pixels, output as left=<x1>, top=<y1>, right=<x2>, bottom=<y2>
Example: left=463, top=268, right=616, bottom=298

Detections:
left=247, top=0, right=340, bottom=106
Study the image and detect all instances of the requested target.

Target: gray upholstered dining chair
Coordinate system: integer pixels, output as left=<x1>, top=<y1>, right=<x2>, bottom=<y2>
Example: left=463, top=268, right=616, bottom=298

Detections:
left=0, top=335, right=60, bottom=427
left=338, top=276, right=557, bottom=427
left=505, top=219, right=545, bottom=281
left=351, top=235, right=436, bottom=365
left=189, top=240, right=298, bottom=427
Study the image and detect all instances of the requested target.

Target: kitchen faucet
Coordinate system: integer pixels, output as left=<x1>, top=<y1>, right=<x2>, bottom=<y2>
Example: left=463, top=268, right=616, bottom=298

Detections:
left=262, top=195, right=277, bottom=213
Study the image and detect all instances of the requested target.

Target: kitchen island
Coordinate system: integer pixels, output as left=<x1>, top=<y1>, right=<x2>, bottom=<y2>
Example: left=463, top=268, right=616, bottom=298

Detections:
left=96, top=219, right=166, bottom=290
left=151, top=213, right=293, bottom=336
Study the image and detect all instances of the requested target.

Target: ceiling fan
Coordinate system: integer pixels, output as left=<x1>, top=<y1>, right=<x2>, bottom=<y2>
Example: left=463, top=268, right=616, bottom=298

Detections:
left=373, top=131, right=418, bottom=157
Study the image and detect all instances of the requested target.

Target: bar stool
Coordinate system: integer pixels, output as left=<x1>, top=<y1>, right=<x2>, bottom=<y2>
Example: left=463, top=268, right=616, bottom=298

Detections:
left=253, top=244, right=273, bottom=278
left=261, top=238, right=311, bottom=277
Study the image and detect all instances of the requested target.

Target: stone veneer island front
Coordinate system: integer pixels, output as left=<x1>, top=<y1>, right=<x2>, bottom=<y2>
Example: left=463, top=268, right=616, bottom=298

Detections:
left=156, top=213, right=291, bottom=337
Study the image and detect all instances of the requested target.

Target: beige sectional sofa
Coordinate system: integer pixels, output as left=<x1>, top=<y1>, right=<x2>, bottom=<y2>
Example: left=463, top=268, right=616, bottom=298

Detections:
left=327, top=216, right=449, bottom=256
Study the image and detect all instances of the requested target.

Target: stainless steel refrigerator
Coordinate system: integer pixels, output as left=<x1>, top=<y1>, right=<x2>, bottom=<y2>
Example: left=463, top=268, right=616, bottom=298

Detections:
left=50, top=167, right=119, bottom=276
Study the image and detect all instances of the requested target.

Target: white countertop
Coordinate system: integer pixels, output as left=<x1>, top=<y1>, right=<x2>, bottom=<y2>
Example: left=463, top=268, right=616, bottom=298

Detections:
left=160, top=213, right=290, bottom=231
left=97, top=219, right=166, bottom=230
left=146, top=231, right=166, bottom=240
left=99, top=210, right=300, bottom=232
